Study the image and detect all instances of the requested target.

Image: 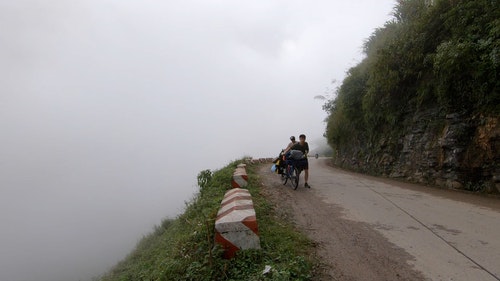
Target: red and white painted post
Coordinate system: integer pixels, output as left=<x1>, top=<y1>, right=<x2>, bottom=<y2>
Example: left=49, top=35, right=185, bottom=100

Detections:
left=231, top=166, right=248, bottom=188
left=214, top=188, right=260, bottom=258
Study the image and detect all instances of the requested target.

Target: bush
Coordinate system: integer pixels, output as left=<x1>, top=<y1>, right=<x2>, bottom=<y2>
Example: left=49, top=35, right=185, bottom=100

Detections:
left=325, top=0, right=500, bottom=154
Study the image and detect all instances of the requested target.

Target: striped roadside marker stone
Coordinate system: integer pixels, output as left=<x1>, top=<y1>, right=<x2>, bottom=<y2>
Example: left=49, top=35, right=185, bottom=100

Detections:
left=214, top=188, right=260, bottom=258
left=231, top=167, right=248, bottom=188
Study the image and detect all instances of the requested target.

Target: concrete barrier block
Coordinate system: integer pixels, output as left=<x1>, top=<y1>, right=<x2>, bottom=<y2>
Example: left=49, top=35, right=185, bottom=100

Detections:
left=215, top=188, right=260, bottom=258
left=232, top=168, right=248, bottom=188
left=234, top=167, right=246, bottom=174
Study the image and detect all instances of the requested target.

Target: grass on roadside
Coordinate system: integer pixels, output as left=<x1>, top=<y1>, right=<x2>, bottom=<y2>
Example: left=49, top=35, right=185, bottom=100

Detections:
left=100, top=159, right=313, bottom=281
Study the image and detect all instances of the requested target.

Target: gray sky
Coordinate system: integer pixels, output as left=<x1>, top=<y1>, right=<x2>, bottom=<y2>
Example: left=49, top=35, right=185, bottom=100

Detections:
left=0, top=1, right=395, bottom=280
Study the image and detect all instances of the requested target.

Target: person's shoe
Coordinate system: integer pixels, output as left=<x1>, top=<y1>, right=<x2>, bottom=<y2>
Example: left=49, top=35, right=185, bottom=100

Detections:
left=304, top=183, right=311, bottom=188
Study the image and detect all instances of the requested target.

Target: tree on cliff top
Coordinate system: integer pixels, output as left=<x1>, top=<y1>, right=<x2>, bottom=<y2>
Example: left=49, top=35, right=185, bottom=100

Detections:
left=325, top=0, right=499, bottom=150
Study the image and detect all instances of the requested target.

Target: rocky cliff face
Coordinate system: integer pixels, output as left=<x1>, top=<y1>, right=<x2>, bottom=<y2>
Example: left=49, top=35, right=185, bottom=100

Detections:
left=333, top=109, right=500, bottom=193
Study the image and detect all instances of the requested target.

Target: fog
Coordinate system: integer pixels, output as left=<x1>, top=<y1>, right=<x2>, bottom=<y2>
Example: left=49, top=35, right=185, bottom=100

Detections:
left=0, top=1, right=395, bottom=280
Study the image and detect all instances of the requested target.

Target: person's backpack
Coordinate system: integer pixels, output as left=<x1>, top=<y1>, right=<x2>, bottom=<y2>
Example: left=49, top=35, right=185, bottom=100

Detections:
left=288, top=150, right=305, bottom=160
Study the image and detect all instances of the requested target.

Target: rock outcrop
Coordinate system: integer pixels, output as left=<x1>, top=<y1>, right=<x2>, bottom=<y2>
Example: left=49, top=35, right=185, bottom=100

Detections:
left=333, top=109, right=500, bottom=193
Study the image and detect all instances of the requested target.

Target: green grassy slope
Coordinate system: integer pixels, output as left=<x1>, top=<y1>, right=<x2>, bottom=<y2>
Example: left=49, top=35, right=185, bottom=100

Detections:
left=100, top=160, right=313, bottom=281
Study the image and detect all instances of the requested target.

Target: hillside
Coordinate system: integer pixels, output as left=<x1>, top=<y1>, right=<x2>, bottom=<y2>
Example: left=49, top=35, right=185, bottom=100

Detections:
left=99, top=160, right=314, bottom=281
left=324, top=0, right=500, bottom=192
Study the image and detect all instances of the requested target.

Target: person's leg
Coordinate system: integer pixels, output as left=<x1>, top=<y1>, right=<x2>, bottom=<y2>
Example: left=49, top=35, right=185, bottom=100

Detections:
left=305, top=159, right=309, bottom=182
left=304, top=159, right=310, bottom=187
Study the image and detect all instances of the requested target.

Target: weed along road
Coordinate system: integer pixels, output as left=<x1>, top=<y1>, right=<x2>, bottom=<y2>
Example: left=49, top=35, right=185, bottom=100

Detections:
left=258, top=157, right=500, bottom=281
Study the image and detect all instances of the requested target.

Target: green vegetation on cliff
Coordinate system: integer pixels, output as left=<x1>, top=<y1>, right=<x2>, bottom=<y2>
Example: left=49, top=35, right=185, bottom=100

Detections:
left=326, top=0, right=498, bottom=148
left=100, top=161, right=313, bottom=281
left=324, top=0, right=499, bottom=190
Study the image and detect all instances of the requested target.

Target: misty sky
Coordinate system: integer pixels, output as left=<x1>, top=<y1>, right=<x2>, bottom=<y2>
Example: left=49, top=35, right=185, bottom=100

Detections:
left=0, top=1, right=395, bottom=280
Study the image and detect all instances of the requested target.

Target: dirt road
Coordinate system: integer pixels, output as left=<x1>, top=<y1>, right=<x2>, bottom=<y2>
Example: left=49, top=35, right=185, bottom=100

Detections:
left=257, top=158, right=500, bottom=281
